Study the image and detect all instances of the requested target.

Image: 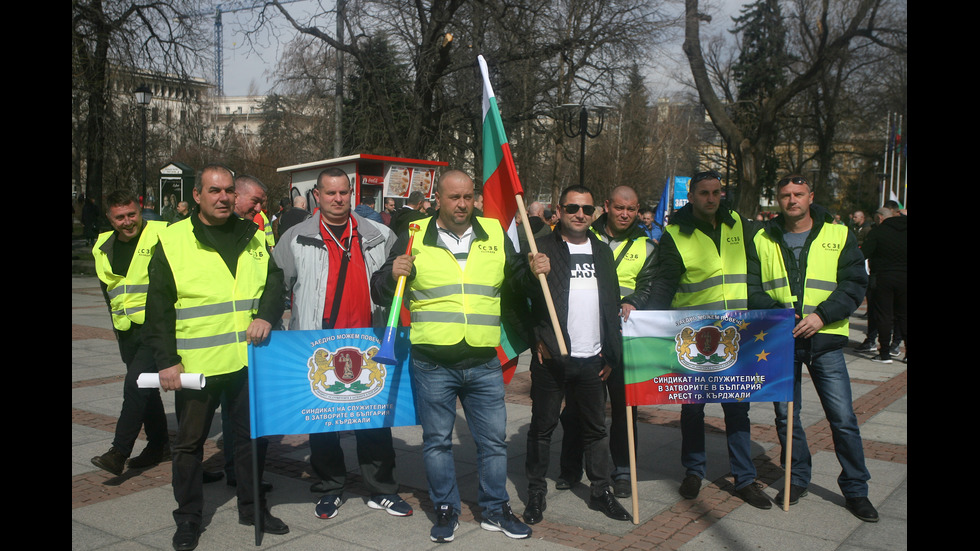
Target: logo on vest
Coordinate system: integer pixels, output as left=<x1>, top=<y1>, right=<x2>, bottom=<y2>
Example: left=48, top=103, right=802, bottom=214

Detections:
left=248, top=249, right=265, bottom=260
left=821, top=242, right=841, bottom=251
left=476, top=243, right=499, bottom=253
left=137, top=247, right=153, bottom=256
left=623, top=252, right=640, bottom=262
left=675, top=323, right=740, bottom=372
left=726, top=236, right=741, bottom=245
left=307, top=346, right=385, bottom=402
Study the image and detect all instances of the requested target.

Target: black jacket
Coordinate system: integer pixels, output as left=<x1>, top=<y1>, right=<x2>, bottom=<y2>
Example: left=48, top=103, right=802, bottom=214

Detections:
left=527, top=225, right=622, bottom=370
left=862, top=215, right=906, bottom=274
left=748, top=204, right=867, bottom=355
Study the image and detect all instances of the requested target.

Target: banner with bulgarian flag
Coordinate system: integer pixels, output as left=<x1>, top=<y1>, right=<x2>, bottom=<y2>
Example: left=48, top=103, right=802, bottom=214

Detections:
left=478, top=54, right=528, bottom=381
left=622, top=309, right=795, bottom=406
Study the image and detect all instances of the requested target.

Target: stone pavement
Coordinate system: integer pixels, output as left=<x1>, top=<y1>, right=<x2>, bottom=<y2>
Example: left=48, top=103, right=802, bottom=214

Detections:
left=72, top=270, right=907, bottom=551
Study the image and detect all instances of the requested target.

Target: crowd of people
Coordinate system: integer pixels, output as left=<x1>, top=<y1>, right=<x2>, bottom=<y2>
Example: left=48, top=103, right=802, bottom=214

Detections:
left=89, top=165, right=904, bottom=550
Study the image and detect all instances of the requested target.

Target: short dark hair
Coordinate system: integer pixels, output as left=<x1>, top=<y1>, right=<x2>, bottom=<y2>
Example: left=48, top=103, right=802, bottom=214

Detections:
left=196, top=163, right=235, bottom=192
left=690, top=170, right=722, bottom=193
left=559, top=185, right=593, bottom=205
left=105, top=189, right=139, bottom=211
left=316, top=167, right=351, bottom=189
left=406, top=191, right=426, bottom=207
left=883, top=199, right=901, bottom=211
left=776, top=174, right=812, bottom=193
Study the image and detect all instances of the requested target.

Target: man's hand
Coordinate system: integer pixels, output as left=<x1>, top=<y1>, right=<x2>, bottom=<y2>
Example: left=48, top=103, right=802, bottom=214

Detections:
left=599, top=365, right=612, bottom=381
left=391, top=254, right=415, bottom=280
left=246, top=319, right=272, bottom=344
left=535, top=340, right=552, bottom=364
left=792, top=313, right=824, bottom=339
left=159, top=364, right=185, bottom=392
left=620, top=303, right=636, bottom=322
left=529, top=252, right=550, bottom=276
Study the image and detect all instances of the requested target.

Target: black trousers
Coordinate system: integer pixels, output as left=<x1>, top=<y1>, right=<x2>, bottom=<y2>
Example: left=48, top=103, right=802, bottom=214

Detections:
left=309, top=428, right=398, bottom=495
left=872, top=271, right=907, bottom=358
left=113, top=326, right=168, bottom=455
left=172, top=368, right=264, bottom=525
left=525, top=355, right=612, bottom=496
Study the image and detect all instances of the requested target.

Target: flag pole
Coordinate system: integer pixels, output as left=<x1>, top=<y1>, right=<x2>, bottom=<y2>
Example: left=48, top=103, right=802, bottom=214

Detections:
left=782, top=401, right=794, bottom=512
left=626, top=405, right=639, bottom=523
left=515, top=197, right=568, bottom=357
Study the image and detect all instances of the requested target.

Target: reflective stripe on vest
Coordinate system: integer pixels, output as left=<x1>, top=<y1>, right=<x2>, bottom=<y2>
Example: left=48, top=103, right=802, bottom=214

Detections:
left=260, top=211, right=275, bottom=247
left=591, top=228, right=651, bottom=298
left=666, top=215, right=748, bottom=310
left=754, top=222, right=849, bottom=336
left=159, top=219, right=269, bottom=376
left=408, top=217, right=505, bottom=347
left=93, top=221, right=167, bottom=331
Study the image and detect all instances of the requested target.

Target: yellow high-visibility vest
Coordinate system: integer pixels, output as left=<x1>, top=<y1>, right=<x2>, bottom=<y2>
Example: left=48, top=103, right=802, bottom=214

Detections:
left=755, top=222, right=850, bottom=336
left=591, top=228, right=651, bottom=298
left=93, top=220, right=167, bottom=331
left=408, top=217, right=505, bottom=347
left=158, top=219, right=269, bottom=376
left=666, top=214, right=747, bottom=310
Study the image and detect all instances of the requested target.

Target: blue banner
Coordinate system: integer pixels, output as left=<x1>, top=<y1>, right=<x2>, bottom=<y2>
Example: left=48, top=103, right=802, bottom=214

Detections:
left=672, top=176, right=691, bottom=209
left=248, top=328, right=417, bottom=438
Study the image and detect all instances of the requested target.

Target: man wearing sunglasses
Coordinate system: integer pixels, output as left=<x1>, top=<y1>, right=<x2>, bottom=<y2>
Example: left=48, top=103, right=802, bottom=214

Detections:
left=643, top=170, right=771, bottom=510
left=523, top=185, right=632, bottom=525
left=750, top=175, right=876, bottom=522
left=555, top=185, right=656, bottom=498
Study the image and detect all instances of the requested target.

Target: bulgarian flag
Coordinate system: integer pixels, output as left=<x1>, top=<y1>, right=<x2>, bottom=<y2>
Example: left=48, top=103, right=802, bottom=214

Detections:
left=622, top=310, right=795, bottom=406
left=478, top=55, right=527, bottom=382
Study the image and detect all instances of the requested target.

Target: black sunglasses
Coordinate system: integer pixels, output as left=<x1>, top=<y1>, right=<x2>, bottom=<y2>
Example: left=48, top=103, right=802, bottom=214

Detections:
left=561, top=203, right=596, bottom=216
left=692, top=170, right=722, bottom=184
left=777, top=176, right=809, bottom=187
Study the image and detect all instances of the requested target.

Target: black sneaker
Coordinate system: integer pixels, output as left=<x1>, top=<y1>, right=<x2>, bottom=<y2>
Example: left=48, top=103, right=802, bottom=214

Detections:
left=855, top=339, right=875, bottom=352
left=870, top=354, right=893, bottom=364
left=430, top=504, right=459, bottom=543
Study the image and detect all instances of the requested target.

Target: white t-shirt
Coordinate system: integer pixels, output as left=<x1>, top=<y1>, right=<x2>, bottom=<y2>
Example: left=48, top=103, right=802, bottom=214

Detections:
left=566, top=240, right=602, bottom=358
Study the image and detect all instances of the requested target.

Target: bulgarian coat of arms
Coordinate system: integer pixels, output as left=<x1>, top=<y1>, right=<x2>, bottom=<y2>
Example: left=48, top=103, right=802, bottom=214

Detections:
left=307, top=346, right=385, bottom=402
left=675, top=324, right=740, bottom=372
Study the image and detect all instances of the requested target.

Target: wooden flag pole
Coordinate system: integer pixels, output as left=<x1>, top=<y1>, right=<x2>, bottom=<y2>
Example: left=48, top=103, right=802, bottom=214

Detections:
left=514, top=196, right=568, bottom=356
left=782, top=401, right=794, bottom=512
left=626, top=405, right=639, bottom=524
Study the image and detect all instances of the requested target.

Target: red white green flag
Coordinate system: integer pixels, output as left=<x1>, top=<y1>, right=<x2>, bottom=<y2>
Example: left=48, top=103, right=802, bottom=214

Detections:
left=479, top=55, right=522, bottom=249
left=478, top=54, right=527, bottom=381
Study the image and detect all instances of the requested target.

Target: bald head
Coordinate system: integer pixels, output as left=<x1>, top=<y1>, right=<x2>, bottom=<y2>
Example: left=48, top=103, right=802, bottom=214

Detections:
left=437, top=169, right=474, bottom=193
left=603, top=185, right=640, bottom=237
left=528, top=201, right=546, bottom=220
left=436, top=170, right=475, bottom=235
left=292, top=196, right=307, bottom=209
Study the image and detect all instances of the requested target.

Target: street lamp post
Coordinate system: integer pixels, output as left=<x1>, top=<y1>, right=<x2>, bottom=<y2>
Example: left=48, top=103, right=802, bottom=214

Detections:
left=557, top=104, right=612, bottom=187
left=134, top=85, right=152, bottom=206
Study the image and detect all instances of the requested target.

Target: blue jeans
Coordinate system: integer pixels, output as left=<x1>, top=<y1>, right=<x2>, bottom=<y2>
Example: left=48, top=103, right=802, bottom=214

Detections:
left=774, top=348, right=870, bottom=498
left=681, top=402, right=756, bottom=489
left=411, top=356, right=510, bottom=515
